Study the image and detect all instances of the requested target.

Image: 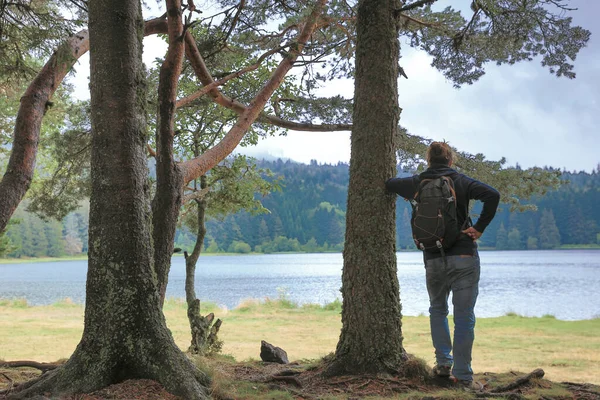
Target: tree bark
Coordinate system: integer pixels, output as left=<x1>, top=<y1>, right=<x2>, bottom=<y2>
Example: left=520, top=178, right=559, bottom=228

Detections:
left=325, top=0, right=407, bottom=376
left=8, top=1, right=209, bottom=398
left=153, top=0, right=186, bottom=307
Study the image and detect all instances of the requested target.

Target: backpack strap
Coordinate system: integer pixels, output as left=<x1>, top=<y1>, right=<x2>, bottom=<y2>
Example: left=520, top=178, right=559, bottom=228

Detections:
left=443, top=175, right=471, bottom=230
left=441, top=176, right=457, bottom=203
left=411, top=178, right=432, bottom=207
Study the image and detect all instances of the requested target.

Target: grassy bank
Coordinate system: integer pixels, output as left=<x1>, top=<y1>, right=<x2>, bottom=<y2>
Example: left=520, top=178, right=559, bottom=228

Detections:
left=0, top=255, right=89, bottom=264
left=1, top=297, right=599, bottom=385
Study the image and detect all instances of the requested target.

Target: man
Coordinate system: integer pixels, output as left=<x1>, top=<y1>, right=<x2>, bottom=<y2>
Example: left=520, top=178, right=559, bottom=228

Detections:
left=386, top=141, right=500, bottom=389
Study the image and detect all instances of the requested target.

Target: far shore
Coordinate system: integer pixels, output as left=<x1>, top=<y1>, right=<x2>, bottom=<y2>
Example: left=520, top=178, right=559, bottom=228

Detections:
left=1, top=246, right=599, bottom=264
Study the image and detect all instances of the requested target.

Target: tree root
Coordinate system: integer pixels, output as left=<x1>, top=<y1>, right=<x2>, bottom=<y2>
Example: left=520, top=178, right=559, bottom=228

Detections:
left=560, top=381, right=600, bottom=396
left=474, top=393, right=525, bottom=399
left=490, top=368, right=544, bottom=393
left=5, top=366, right=60, bottom=399
left=267, top=383, right=316, bottom=400
left=3, top=346, right=211, bottom=400
left=0, top=372, right=14, bottom=395
left=268, top=375, right=302, bottom=387
left=1, top=360, right=60, bottom=372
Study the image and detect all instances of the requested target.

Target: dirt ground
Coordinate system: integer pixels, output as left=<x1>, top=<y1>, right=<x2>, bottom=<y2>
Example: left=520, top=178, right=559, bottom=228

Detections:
left=1, top=358, right=599, bottom=399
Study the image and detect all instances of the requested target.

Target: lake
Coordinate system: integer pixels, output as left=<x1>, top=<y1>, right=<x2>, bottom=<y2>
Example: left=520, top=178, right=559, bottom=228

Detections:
left=1, top=250, right=599, bottom=320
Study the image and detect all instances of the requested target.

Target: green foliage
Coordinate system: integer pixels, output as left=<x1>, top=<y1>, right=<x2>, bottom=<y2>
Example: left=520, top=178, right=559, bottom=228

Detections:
left=539, top=209, right=561, bottom=249
left=261, top=236, right=301, bottom=253
left=2, top=163, right=598, bottom=258
left=322, top=298, right=342, bottom=312
left=0, top=85, right=23, bottom=158
left=0, top=220, right=18, bottom=257
left=0, top=298, right=29, bottom=308
left=270, top=287, right=298, bottom=309
left=203, top=156, right=281, bottom=220
left=495, top=222, right=508, bottom=250
left=228, top=240, right=252, bottom=254
left=26, top=102, right=92, bottom=220
left=402, top=0, right=590, bottom=86
left=507, top=228, right=523, bottom=250
left=526, top=236, right=538, bottom=250
left=2, top=202, right=88, bottom=259
left=205, top=238, right=221, bottom=253
left=0, top=231, right=13, bottom=257
left=204, top=161, right=599, bottom=253
left=0, top=1, right=86, bottom=86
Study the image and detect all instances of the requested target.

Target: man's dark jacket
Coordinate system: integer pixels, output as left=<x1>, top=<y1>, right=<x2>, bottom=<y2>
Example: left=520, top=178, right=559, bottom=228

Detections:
left=385, top=164, right=500, bottom=259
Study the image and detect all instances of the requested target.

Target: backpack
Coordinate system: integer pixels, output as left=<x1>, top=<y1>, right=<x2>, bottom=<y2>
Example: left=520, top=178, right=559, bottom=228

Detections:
left=410, top=176, right=460, bottom=253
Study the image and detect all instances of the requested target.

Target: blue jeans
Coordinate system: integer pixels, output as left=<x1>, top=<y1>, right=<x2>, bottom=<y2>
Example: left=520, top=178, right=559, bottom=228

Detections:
left=424, top=252, right=480, bottom=382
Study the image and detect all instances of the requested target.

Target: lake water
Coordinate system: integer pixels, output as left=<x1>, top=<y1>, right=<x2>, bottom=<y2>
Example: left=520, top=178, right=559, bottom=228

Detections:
left=1, top=250, right=599, bottom=320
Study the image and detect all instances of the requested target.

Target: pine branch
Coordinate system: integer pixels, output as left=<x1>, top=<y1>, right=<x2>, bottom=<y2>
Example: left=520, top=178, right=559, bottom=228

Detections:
left=398, top=0, right=438, bottom=12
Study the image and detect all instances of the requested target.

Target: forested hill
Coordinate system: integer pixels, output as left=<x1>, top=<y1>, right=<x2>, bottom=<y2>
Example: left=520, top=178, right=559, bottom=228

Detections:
left=2, top=160, right=600, bottom=258
left=196, top=161, right=600, bottom=253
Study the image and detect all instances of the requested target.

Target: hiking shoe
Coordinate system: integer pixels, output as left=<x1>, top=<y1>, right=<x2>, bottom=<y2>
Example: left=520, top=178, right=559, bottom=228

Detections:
left=432, top=364, right=451, bottom=377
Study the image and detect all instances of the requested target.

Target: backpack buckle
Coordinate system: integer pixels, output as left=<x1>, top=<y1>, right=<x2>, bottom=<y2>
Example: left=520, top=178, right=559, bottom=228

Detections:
left=436, top=240, right=443, bottom=249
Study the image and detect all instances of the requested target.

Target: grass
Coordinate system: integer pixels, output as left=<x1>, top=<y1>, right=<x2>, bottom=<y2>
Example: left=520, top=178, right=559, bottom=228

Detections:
left=0, top=255, right=89, bottom=264
left=1, top=297, right=599, bottom=386
left=558, top=244, right=600, bottom=249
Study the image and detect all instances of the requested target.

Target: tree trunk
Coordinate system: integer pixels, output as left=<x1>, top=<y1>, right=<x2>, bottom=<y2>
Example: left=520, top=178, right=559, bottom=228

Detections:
left=185, top=176, right=222, bottom=355
left=326, top=0, right=407, bottom=376
left=153, top=0, right=186, bottom=307
left=8, top=1, right=210, bottom=398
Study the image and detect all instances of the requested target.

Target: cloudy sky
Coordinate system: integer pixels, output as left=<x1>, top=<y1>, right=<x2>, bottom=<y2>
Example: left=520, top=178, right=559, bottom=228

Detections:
left=71, top=0, right=599, bottom=172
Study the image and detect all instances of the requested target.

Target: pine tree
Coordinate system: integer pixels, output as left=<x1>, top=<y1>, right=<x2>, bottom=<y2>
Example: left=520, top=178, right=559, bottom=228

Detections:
left=507, top=228, right=523, bottom=250
left=538, top=209, right=561, bottom=249
left=496, top=222, right=508, bottom=250
left=257, top=219, right=270, bottom=245
left=45, top=220, right=65, bottom=257
left=0, top=230, right=14, bottom=256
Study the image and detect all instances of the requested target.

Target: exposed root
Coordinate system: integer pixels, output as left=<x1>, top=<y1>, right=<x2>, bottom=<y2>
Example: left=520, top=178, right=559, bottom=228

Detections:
left=267, top=383, right=317, bottom=400
left=561, top=381, right=600, bottom=397
left=3, top=348, right=210, bottom=400
left=490, top=368, right=545, bottom=393
left=0, top=372, right=14, bottom=395
left=1, top=361, right=60, bottom=373
left=6, top=366, right=61, bottom=399
left=268, top=375, right=302, bottom=387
